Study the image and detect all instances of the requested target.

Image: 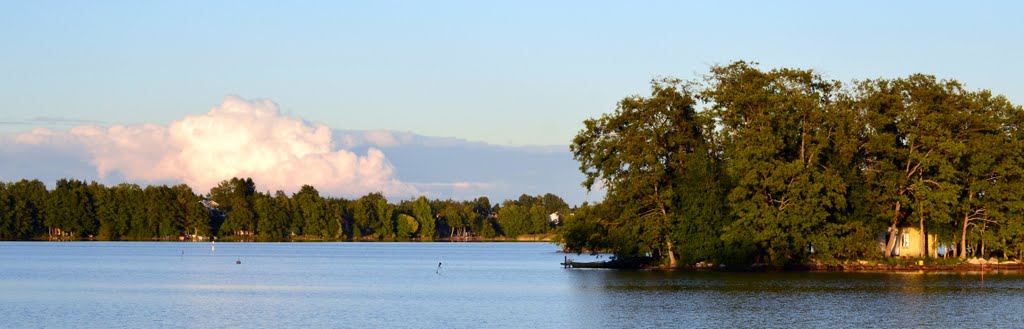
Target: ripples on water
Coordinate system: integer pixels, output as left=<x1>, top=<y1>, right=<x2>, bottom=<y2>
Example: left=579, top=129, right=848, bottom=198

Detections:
left=2, top=242, right=1023, bottom=328
left=569, top=270, right=1024, bottom=328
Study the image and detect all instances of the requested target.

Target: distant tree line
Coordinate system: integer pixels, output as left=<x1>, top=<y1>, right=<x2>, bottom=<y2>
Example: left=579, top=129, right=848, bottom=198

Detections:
left=560, top=61, right=1024, bottom=267
left=0, top=177, right=570, bottom=241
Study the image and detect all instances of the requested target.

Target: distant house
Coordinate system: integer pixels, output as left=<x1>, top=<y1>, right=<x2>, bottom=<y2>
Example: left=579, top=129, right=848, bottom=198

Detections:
left=200, top=199, right=220, bottom=210
left=549, top=212, right=561, bottom=225
left=878, top=227, right=938, bottom=257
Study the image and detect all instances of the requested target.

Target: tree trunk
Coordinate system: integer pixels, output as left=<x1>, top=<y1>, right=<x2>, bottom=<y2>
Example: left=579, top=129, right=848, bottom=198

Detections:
left=884, top=221, right=898, bottom=257
left=666, top=240, right=677, bottom=268
left=980, top=222, right=987, bottom=258
left=654, top=186, right=677, bottom=268
left=951, top=233, right=957, bottom=258
left=800, top=131, right=807, bottom=168
left=959, top=213, right=970, bottom=259
left=919, top=211, right=927, bottom=258
left=884, top=202, right=901, bottom=257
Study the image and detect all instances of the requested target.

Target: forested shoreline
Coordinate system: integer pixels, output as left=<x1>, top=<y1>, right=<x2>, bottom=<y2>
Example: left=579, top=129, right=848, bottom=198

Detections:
left=559, top=61, right=1024, bottom=268
left=7, top=61, right=1024, bottom=270
left=0, top=177, right=570, bottom=242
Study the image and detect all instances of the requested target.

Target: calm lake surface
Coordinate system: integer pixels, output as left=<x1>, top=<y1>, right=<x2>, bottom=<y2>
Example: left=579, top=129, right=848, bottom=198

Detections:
left=2, top=242, right=1024, bottom=328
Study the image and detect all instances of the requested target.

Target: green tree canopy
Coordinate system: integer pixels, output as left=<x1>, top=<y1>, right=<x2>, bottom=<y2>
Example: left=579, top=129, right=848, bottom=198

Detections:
left=571, top=77, right=713, bottom=266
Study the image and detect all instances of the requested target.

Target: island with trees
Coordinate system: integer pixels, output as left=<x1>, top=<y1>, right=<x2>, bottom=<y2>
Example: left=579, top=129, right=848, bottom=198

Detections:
left=559, top=61, right=1024, bottom=269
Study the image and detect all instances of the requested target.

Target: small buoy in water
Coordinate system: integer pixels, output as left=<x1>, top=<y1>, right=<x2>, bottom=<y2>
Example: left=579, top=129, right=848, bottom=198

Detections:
left=235, top=258, right=241, bottom=265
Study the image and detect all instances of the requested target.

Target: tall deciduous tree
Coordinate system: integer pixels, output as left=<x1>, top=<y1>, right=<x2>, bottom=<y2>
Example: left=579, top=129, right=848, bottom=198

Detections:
left=412, top=196, right=435, bottom=240
left=441, top=202, right=473, bottom=239
left=949, top=90, right=1024, bottom=258
left=498, top=202, right=530, bottom=238
left=2, top=180, right=48, bottom=240
left=293, top=185, right=328, bottom=239
left=173, top=184, right=209, bottom=239
left=47, top=179, right=98, bottom=239
left=374, top=193, right=395, bottom=239
left=211, top=177, right=257, bottom=238
left=707, top=62, right=855, bottom=265
left=352, top=192, right=392, bottom=239
left=855, top=76, right=968, bottom=258
left=254, top=190, right=291, bottom=240
left=572, top=77, right=709, bottom=266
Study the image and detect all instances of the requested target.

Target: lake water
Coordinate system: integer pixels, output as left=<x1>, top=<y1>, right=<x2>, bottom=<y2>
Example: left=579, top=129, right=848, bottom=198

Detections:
left=2, top=242, right=1024, bottom=328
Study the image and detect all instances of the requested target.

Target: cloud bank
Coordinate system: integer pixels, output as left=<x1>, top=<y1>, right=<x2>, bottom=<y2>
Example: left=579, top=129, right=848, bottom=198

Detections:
left=331, top=129, right=600, bottom=204
left=5, top=96, right=417, bottom=198
left=0, top=96, right=602, bottom=204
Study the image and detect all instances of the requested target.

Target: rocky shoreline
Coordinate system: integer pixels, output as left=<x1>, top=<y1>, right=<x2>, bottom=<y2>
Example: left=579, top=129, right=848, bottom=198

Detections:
left=794, top=257, right=1024, bottom=272
left=624, top=258, right=1024, bottom=272
left=791, top=262, right=1024, bottom=272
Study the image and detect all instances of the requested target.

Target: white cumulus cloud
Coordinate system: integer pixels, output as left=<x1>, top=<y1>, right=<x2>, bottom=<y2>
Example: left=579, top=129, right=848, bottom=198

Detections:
left=13, top=96, right=417, bottom=198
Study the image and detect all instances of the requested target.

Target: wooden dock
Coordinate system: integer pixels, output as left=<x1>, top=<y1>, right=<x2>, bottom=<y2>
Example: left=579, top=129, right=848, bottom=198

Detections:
left=561, top=256, right=611, bottom=268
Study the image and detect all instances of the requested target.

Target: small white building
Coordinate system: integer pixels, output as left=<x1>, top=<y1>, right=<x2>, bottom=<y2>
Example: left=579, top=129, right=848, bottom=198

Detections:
left=200, top=199, right=220, bottom=209
left=549, top=212, right=561, bottom=225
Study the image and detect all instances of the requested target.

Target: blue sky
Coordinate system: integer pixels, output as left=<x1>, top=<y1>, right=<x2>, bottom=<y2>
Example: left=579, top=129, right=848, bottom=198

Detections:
left=3, top=1, right=1022, bottom=145
left=1, top=1, right=1022, bottom=203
